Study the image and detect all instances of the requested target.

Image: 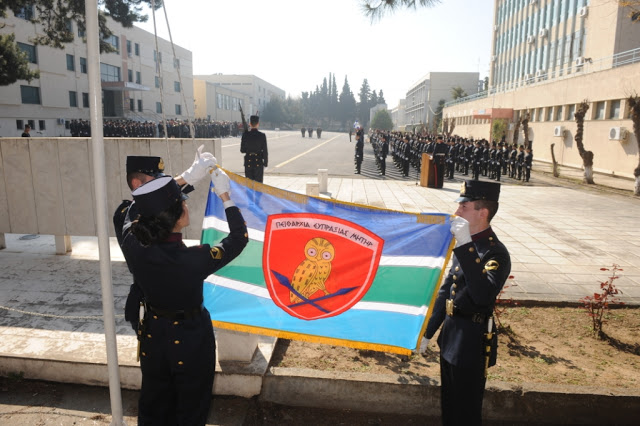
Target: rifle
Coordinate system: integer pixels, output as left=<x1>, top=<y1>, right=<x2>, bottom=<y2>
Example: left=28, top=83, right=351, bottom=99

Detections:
left=239, top=102, right=249, bottom=134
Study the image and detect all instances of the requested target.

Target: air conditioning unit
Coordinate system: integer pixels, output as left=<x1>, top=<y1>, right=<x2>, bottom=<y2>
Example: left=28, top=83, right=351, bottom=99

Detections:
left=575, top=56, right=585, bottom=66
left=57, top=118, right=65, bottom=125
left=527, top=35, right=536, bottom=44
left=491, top=55, right=497, bottom=62
left=539, top=28, right=548, bottom=38
left=523, top=73, right=534, bottom=81
left=535, top=70, right=545, bottom=78
left=579, top=6, right=588, bottom=18
left=553, top=126, right=566, bottom=137
left=530, top=0, right=537, bottom=5
left=609, top=127, right=627, bottom=141
left=494, top=25, right=499, bottom=32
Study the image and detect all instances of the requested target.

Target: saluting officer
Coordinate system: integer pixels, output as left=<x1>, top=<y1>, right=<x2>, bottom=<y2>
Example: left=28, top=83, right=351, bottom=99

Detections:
left=423, top=180, right=511, bottom=426
left=240, top=115, right=268, bottom=183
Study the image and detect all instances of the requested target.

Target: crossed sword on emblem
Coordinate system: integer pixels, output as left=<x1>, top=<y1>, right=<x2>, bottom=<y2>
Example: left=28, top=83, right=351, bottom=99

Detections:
left=271, top=270, right=358, bottom=314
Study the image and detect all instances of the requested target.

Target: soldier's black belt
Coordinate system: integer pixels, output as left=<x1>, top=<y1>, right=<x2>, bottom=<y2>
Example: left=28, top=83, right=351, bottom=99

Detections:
left=450, top=304, right=490, bottom=323
left=148, top=304, right=203, bottom=320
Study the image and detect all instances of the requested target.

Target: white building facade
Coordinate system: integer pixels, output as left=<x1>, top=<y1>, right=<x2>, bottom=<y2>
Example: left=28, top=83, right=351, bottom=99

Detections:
left=404, top=72, right=480, bottom=129
left=443, top=0, right=640, bottom=178
left=192, top=74, right=285, bottom=121
left=0, top=8, right=194, bottom=137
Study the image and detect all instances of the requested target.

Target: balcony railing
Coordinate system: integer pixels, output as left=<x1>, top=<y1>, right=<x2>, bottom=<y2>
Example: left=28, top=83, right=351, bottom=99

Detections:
left=445, top=47, right=640, bottom=108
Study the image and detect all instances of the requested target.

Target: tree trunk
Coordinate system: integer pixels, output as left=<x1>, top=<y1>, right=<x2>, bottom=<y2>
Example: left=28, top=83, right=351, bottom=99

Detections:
left=449, top=117, right=456, bottom=138
left=574, top=100, right=595, bottom=184
left=522, top=112, right=530, bottom=149
left=628, top=96, right=640, bottom=196
left=550, top=143, right=559, bottom=177
left=512, top=117, right=522, bottom=146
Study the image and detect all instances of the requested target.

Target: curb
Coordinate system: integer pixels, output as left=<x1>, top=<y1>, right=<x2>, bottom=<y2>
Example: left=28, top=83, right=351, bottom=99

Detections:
left=261, top=367, right=640, bottom=424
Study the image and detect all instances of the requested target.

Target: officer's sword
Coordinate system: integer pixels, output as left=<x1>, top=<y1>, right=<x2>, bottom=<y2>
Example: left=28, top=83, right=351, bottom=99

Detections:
left=484, top=316, right=494, bottom=378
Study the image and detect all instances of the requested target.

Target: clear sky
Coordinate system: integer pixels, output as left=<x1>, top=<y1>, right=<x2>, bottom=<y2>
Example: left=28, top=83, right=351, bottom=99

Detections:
left=135, top=0, right=495, bottom=108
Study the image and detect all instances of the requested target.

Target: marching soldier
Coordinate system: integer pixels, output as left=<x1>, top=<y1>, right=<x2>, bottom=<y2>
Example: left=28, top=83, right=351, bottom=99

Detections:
left=516, top=145, right=525, bottom=181
left=523, top=146, right=533, bottom=182
left=379, top=134, right=389, bottom=176
left=354, top=132, right=364, bottom=174
left=509, top=143, right=518, bottom=178
left=308, top=127, right=314, bottom=138
left=301, top=127, right=306, bottom=137
left=317, top=127, right=322, bottom=138
left=240, top=115, right=268, bottom=183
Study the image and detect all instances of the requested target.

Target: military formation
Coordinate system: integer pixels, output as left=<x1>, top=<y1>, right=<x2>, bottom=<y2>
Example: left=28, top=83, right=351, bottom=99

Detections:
left=300, top=127, right=323, bottom=138
left=67, top=118, right=240, bottom=139
left=369, top=129, right=533, bottom=182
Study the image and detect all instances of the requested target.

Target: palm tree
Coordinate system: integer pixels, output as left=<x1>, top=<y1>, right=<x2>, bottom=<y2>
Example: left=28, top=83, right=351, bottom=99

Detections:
left=627, top=95, right=640, bottom=195
left=574, top=100, right=595, bottom=184
left=361, top=0, right=441, bottom=20
left=521, top=111, right=531, bottom=149
left=451, top=86, right=468, bottom=100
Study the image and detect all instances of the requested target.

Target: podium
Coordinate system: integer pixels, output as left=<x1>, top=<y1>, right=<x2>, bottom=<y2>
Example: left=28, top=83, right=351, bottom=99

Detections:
left=420, top=153, right=435, bottom=187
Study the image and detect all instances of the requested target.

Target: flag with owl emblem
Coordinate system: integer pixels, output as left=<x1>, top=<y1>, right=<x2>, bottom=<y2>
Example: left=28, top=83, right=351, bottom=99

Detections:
left=201, top=171, right=454, bottom=355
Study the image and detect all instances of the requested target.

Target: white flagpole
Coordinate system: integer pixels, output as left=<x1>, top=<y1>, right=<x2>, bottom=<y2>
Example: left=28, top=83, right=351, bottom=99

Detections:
left=84, top=0, right=126, bottom=424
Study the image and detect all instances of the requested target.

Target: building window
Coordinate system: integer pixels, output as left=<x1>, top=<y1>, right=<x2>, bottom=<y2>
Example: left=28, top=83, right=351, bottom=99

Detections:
left=16, top=119, right=24, bottom=130
left=567, top=104, right=576, bottom=121
left=17, top=42, right=37, bottom=64
left=78, top=25, right=85, bottom=38
left=137, top=99, right=142, bottom=112
left=175, top=104, right=182, bottom=115
left=134, top=43, right=140, bottom=56
left=20, top=85, right=41, bottom=104
left=130, top=99, right=135, bottom=111
left=80, top=57, right=87, bottom=73
left=28, top=119, right=35, bottom=129
left=555, top=105, right=563, bottom=121
left=104, top=34, right=119, bottom=52
left=155, top=76, right=160, bottom=88
left=126, top=40, right=132, bottom=55
left=595, top=101, right=606, bottom=120
left=65, top=19, right=73, bottom=34
left=128, top=69, right=133, bottom=82
left=66, top=54, right=75, bottom=71
left=136, top=71, right=141, bottom=84
left=156, top=102, right=162, bottom=113
left=69, top=91, right=77, bottom=107
left=100, top=63, right=121, bottom=82
left=609, top=100, right=621, bottom=119
left=174, top=58, right=180, bottom=69
left=82, top=92, right=89, bottom=108
left=16, top=6, right=35, bottom=20
left=174, top=81, right=180, bottom=92
left=39, top=120, right=46, bottom=130
left=154, top=50, right=162, bottom=63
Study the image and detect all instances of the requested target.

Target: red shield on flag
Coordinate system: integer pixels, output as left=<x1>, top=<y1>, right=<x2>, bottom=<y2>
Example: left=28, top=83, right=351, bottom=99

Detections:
left=263, top=213, right=384, bottom=321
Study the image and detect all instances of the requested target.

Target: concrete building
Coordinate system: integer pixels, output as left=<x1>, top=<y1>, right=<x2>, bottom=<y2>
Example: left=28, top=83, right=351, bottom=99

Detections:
left=192, top=74, right=285, bottom=122
left=390, top=99, right=407, bottom=131
left=444, top=0, right=640, bottom=178
left=0, top=7, right=193, bottom=137
left=404, top=72, right=481, bottom=130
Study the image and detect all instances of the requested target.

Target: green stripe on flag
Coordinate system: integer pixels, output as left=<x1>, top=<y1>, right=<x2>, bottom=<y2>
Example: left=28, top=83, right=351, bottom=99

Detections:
left=202, top=227, right=442, bottom=308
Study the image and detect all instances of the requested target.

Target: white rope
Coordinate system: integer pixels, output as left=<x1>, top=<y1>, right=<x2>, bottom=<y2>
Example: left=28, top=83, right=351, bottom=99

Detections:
left=161, top=0, right=196, bottom=149
left=151, top=0, right=172, bottom=174
left=0, top=305, right=124, bottom=320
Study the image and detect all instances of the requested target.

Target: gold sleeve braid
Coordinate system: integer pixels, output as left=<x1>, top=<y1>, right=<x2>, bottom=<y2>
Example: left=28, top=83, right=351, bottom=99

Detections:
left=210, top=246, right=224, bottom=260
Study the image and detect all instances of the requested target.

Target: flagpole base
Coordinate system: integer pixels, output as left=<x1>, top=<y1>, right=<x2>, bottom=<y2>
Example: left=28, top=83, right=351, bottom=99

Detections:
left=215, top=328, right=260, bottom=362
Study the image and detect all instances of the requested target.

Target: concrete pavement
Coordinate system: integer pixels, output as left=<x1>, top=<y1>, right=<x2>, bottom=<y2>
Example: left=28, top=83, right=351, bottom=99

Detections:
left=1, top=162, right=639, bottom=424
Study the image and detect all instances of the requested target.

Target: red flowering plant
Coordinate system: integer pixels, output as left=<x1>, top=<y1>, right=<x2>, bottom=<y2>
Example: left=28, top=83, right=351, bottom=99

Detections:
left=580, top=265, right=625, bottom=339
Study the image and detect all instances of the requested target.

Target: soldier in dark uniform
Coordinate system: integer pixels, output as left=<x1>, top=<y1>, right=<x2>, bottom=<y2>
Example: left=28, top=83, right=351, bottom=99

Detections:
left=423, top=180, right=511, bottom=426
left=354, top=132, right=364, bottom=174
left=120, top=172, right=247, bottom=426
left=379, top=134, right=389, bottom=176
left=301, top=127, right=306, bottom=137
left=516, top=145, right=525, bottom=180
left=114, top=151, right=216, bottom=333
left=523, top=146, right=533, bottom=182
left=240, top=115, right=268, bottom=183
left=308, top=127, right=313, bottom=138
left=472, top=141, right=483, bottom=180
left=431, top=135, right=448, bottom=188
left=316, top=127, right=322, bottom=138
left=21, top=124, right=31, bottom=137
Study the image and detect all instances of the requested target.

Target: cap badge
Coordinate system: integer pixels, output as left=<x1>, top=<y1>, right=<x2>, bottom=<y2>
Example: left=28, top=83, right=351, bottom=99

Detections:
left=158, top=159, right=165, bottom=171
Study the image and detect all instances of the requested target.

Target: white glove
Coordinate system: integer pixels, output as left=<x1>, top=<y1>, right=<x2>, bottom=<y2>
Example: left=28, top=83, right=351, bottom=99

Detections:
left=210, top=167, right=231, bottom=196
left=451, top=216, right=472, bottom=247
left=419, top=337, right=430, bottom=354
left=179, top=144, right=217, bottom=185
left=264, top=166, right=269, bottom=172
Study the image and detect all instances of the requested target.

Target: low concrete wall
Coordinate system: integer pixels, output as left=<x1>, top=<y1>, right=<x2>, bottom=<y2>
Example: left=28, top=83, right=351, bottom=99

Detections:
left=261, top=367, right=640, bottom=424
left=0, top=137, right=221, bottom=241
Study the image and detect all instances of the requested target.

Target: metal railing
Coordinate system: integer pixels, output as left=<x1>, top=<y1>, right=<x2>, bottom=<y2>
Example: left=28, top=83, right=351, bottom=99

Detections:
left=446, top=47, right=640, bottom=108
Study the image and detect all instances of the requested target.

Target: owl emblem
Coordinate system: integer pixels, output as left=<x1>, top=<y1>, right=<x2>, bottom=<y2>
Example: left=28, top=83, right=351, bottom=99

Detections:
left=290, top=237, right=335, bottom=304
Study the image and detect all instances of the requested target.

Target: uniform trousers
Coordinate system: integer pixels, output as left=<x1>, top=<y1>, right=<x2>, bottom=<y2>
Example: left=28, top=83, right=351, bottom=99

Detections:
left=440, top=356, right=486, bottom=426
left=138, top=310, right=215, bottom=426
left=245, top=166, right=264, bottom=183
